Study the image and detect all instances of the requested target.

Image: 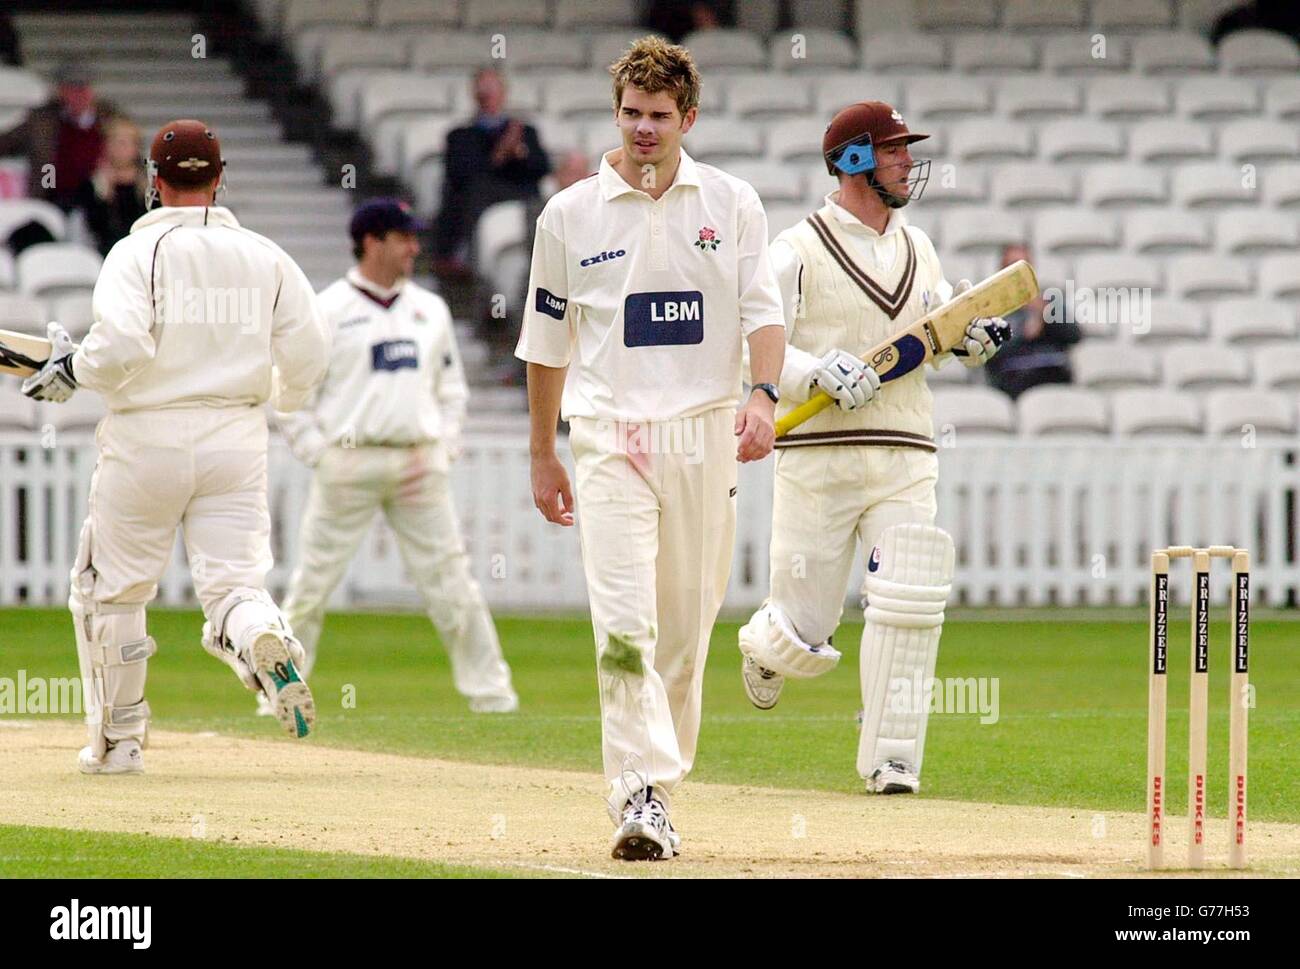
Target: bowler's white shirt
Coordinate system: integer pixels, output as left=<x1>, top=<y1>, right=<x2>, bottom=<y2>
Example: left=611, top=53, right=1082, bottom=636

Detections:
left=73, top=206, right=330, bottom=413
left=515, top=149, right=785, bottom=421
left=278, top=268, right=469, bottom=466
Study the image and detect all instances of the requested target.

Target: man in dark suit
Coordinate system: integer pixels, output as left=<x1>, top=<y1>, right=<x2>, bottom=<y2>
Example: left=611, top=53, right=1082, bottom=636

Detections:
left=432, top=68, right=551, bottom=278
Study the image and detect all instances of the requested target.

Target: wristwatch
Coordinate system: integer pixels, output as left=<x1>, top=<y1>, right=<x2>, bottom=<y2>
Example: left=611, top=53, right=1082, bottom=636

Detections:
left=751, top=382, right=780, bottom=404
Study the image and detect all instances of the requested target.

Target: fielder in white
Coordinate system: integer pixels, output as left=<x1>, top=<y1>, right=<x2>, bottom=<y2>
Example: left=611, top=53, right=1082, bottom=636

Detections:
left=738, top=102, right=1010, bottom=795
left=518, top=37, right=785, bottom=860
left=21, top=119, right=331, bottom=773
left=277, top=199, right=517, bottom=713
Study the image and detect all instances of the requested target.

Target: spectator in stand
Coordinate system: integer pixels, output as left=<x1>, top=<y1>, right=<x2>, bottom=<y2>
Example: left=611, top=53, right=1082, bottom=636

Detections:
left=431, top=68, right=550, bottom=279
left=984, top=244, right=1082, bottom=400
left=646, top=1, right=730, bottom=41
left=76, top=114, right=148, bottom=255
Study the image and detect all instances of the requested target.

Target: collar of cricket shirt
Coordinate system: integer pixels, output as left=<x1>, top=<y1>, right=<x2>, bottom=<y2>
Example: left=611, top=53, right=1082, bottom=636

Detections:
left=823, top=191, right=908, bottom=239
left=598, top=147, right=702, bottom=201
left=347, top=266, right=405, bottom=306
left=130, top=206, right=241, bottom=233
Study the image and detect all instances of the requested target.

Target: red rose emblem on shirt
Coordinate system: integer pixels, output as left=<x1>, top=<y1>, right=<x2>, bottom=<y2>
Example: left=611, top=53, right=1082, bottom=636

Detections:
left=694, top=226, right=720, bottom=251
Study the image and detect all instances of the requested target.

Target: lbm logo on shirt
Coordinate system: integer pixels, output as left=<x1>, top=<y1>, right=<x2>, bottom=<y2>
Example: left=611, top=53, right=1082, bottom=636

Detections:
left=371, top=339, right=419, bottom=371
left=624, top=291, right=704, bottom=347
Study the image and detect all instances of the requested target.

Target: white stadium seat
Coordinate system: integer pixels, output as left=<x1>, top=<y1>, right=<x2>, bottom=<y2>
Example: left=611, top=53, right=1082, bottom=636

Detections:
left=1091, top=0, right=1174, bottom=28
left=1210, top=300, right=1296, bottom=344
left=1086, top=76, right=1172, bottom=117
left=1082, top=165, right=1168, bottom=207
left=501, top=33, right=587, bottom=72
left=357, top=75, right=455, bottom=131
left=544, top=74, right=619, bottom=118
left=942, top=209, right=1026, bottom=253
left=588, top=31, right=669, bottom=72
left=1254, top=345, right=1300, bottom=389
left=922, top=168, right=989, bottom=207
left=1168, top=255, right=1253, bottom=298
left=908, top=76, right=991, bottom=119
left=475, top=200, right=528, bottom=276
left=727, top=73, right=812, bottom=118
left=927, top=358, right=973, bottom=384
left=374, top=0, right=460, bottom=28
left=465, top=0, right=550, bottom=28
left=991, top=164, right=1078, bottom=207
left=15, top=243, right=102, bottom=300
left=553, top=0, right=637, bottom=29
left=726, top=161, right=805, bottom=204
left=1218, top=30, right=1300, bottom=74
left=1039, top=119, right=1124, bottom=161
left=861, top=33, right=946, bottom=72
left=1017, top=386, right=1110, bottom=437
left=939, top=254, right=990, bottom=288
left=1265, top=78, right=1300, bottom=120
left=682, top=121, right=764, bottom=165
left=765, top=203, right=810, bottom=241
left=1033, top=209, right=1119, bottom=254
left=0, top=199, right=67, bottom=242
left=931, top=387, right=1016, bottom=436
left=0, top=249, right=12, bottom=290
left=915, top=0, right=999, bottom=28
left=1003, top=0, right=1085, bottom=27
left=1218, top=119, right=1300, bottom=162
left=0, top=66, right=49, bottom=110
left=282, top=0, right=369, bottom=33
left=682, top=29, right=767, bottom=71
left=1163, top=345, right=1252, bottom=390
left=329, top=68, right=412, bottom=131
left=769, top=28, right=857, bottom=71
left=39, top=390, right=107, bottom=432
left=1216, top=211, right=1299, bottom=254
left=998, top=77, right=1081, bottom=118
left=1177, top=78, right=1260, bottom=119
left=951, top=34, right=1038, bottom=73
left=1130, top=32, right=1215, bottom=73
left=1072, top=344, right=1160, bottom=388
left=0, top=293, right=46, bottom=332
left=1178, top=0, right=1246, bottom=31
left=1130, top=120, right=1214, bottom=163
left=316, top=30, right=411, bottom=82
left=1110, top=389, right=1202, bottom=436
left=1125, top=210, right=1211, bottom=253
left=399, top=117, right=456, bottom=181
left=1259, top=256, right=1300, bottom=300
left=0, top=382, right=37, bottom=430
left=411, top=33, right=498, bottom=74
left=814, top=75, right=901, bottom=117
left=51, top=293, right=95, bottom=340
left=1041, top=35, right=1130, bottom=73
left=767, top=118, right=831, bottom=164
left=1131, top=298, right=1208, bottom=343
left=1172, top=165, right=1260, bottom=208
left=1203, top=390, right=1296, bottom=438
left=949, top=120, right=1034, bottom=162
left=1076, top=253, right=1163, bottom=292
left=1264, top=166, right=1300, bottom=207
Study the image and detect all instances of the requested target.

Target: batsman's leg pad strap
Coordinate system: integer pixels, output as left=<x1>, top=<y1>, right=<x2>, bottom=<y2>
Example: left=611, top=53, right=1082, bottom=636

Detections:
left=72, top=601, right=151, bottom=756
left=739, top=600, right=841, bottom=678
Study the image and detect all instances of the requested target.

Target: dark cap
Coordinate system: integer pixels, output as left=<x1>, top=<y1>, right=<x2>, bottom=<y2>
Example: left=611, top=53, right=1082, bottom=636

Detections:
left=150, top=119, right=223, bottom=187
left=349, top=198, right=425, bottom=243
left=823, top=101, right=928, bottom=174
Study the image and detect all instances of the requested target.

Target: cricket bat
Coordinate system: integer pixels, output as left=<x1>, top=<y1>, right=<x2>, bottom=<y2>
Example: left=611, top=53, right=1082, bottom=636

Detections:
left=0, top=328, right=57, bottom=378
left=775, top=260, right=1039, bottom=437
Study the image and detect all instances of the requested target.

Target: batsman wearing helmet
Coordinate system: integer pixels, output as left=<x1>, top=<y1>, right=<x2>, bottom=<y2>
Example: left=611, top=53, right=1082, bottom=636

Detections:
left=21, top=119, right=331, bottom=772
left=737, top=102, right=1010, bottom=795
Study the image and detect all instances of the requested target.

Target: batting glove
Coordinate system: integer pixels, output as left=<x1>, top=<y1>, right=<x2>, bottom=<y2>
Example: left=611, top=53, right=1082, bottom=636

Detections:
left=952, top=317, right=1012, bottom=368
left=812, top=349, right=881, bottom=412
left=21, top=321, right=78, bottom=402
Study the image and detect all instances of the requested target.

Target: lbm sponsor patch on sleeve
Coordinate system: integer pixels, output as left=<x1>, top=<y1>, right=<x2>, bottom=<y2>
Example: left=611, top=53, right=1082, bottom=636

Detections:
left=535, top=287, right=568, bottom=320
left=371, top=339, right=419, bottom=371
left=623, top=291, right=704, bottom=347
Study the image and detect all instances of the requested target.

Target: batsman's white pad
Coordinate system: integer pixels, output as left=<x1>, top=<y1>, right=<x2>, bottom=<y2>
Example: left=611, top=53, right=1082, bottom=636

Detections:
left=202, top=588, right=305, bottom=693
left=738, top=600, right=841, bottom=678
left=70, top=594, right=155, bottom=760
left=857, top=523, right=954, bottom=780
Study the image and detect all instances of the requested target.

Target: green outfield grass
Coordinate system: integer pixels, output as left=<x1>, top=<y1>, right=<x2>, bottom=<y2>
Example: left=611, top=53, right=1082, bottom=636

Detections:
left=0, top=824, right=516, bottom=878
left=2, top=607, right=1297, bottom=821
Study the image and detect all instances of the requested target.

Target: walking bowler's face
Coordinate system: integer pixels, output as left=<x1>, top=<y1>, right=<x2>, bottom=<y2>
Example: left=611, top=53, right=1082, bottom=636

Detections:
left=872, top=142, right=915, bottom=198
left=616, top=85, right=696, bottom=170
left=375, top=230, right=419, bottom=278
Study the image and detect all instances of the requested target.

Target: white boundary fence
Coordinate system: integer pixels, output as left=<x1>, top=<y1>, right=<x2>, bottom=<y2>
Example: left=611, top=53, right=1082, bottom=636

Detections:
left=1, top=432, right=1297, bottom=611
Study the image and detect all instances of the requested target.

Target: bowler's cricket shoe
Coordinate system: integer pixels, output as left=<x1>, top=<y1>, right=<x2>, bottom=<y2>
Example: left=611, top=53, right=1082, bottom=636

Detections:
left=741, top=655, right=784, bottom=710
left=867, top=759, right=920, bottom=795
left=78, top=739, right=143, bottom=775
left=243, top=631, right=315, bottom=739
left=611, top=786, right=676, bottom=861
left=468, top=694, right=519, bottom=714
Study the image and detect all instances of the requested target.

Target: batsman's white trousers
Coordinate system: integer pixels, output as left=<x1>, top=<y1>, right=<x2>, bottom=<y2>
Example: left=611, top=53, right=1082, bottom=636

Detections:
left=768, top=445, right=938, bottom=646
left=569, top=409, right=737, bottom=815
left=282, top=444, right=516, bottom=705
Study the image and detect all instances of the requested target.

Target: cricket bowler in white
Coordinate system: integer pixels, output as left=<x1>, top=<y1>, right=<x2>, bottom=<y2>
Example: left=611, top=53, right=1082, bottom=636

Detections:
left=21, top=119, right=331, bottom=773
left=277, top=199, right=517, bottom=713
left=518, top=37, right=786, bottom=860
left=737, top=102, right=1010, bottom=795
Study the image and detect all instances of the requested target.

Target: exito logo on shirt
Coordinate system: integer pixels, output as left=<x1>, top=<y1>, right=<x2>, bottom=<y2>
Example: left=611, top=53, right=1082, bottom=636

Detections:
left=580, top=249, right=626, bottom=267
left=693, top=226, right=720, bottom=251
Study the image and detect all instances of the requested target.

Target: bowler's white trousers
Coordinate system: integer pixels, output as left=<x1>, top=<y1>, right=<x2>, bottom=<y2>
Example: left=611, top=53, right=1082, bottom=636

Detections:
left=569, top=409, right=738, bottom=815
left=282, top=444, right=516, bottom=705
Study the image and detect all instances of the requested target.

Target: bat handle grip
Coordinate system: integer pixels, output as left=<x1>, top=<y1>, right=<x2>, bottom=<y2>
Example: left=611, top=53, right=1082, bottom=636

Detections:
left=774, top=390, right=834, bottom=437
